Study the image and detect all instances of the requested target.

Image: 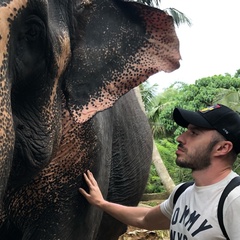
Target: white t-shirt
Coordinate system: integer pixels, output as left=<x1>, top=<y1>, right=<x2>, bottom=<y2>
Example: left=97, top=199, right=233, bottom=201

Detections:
left=160, top=171, right=240, bottom=240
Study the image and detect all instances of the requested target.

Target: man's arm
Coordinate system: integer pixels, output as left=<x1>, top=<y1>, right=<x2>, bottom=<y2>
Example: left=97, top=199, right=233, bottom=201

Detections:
left=79, top=170, right=170, bottom=230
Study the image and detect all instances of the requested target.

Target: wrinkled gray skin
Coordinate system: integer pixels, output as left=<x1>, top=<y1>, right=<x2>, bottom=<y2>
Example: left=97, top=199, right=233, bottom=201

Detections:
left=0, top=0, right=180, bottom=239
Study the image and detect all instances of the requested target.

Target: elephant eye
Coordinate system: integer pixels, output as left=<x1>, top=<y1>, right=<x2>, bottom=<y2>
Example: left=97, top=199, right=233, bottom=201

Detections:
left=25, top=24, right=40, bottom=41
left=24, top=18, right=45, bottom=42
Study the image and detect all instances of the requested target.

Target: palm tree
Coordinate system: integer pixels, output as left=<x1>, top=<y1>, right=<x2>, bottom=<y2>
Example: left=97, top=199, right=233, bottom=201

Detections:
left=139, top=81, right=158, bottom=113
left=134, top=87, right=176, bottom=193
left=216, top=90, right=240, bottom=113
left=147, top=86, right=180, bottom=138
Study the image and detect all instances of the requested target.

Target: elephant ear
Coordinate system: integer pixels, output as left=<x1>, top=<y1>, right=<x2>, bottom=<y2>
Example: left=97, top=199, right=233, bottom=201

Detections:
left=64, top=0, right=180, bottom=123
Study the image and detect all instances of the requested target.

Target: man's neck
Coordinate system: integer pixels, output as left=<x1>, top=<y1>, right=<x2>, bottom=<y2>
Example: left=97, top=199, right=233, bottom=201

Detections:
left=192, top=165, right=232, bottom=186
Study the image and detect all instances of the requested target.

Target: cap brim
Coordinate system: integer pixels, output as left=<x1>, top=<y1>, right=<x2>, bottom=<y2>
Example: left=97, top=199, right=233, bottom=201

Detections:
left=173, top=108, right=213, bottom=128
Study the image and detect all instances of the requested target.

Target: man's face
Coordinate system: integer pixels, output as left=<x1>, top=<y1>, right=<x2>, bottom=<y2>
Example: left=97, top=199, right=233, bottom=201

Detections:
left=175, top=124, right=222, bottom=171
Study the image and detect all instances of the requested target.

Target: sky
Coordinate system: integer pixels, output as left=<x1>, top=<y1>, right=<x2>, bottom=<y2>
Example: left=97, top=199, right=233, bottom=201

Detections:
left=148, top=0, right=240, bottom=92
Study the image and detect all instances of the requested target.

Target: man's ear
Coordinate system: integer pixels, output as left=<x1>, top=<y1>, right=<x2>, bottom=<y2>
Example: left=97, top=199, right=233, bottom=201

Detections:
left=214, top=141, right=233, bottom=156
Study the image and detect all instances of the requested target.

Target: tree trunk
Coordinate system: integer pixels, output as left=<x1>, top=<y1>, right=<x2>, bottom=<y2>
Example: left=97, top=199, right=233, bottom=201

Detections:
left=152, top=140, right=175, bottom=193
left=134, top=87, right=176, bottom=194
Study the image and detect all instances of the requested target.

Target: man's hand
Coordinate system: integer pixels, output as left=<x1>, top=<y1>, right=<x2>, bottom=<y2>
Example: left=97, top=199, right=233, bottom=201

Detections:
left=79, top=170, right=169, bottom=230
left=79, top=170, right=105, bottom=207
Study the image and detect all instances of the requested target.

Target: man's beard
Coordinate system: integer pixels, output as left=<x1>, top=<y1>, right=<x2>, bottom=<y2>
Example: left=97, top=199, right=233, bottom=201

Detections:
left=176, top=140, right=219, bottom=171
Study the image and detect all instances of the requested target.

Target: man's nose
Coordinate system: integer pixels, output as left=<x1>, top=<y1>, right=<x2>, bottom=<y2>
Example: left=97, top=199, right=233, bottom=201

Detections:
left=176, top=132, right=185, bottom=143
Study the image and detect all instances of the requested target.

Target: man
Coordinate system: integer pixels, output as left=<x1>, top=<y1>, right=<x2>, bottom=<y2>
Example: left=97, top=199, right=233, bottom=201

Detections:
left=79, top=104, right=240, bottom=239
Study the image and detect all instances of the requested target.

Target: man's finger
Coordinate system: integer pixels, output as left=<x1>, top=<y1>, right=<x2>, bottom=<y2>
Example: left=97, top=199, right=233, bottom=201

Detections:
left=79, top=188, right=88, bottom=197
left=82, top=173, right=88, bottom=183
left=87, top=170, right=98, bottom=186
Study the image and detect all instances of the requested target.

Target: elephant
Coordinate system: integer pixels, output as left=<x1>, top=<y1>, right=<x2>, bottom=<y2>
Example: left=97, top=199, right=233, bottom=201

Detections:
left=0, top=0, right=180, bottom=239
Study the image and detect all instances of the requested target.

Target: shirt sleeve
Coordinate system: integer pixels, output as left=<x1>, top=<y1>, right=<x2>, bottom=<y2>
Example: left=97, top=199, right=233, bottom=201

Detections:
left=160, top=183, right=184, bottom=219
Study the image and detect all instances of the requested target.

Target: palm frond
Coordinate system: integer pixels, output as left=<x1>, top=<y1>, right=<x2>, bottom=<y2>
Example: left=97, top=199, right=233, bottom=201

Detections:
left=165, top=8, right=192, bottom=27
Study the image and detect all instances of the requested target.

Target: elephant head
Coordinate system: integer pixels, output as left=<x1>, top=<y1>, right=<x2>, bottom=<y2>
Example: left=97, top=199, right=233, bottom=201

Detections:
left=0, top=0, right=180, bottom=238
left=0, top=0, right=180, bottom=199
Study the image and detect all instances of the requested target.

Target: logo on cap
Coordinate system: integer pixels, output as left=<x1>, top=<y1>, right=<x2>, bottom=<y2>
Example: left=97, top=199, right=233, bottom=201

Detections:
left=199, top=104, right=221, bottom=113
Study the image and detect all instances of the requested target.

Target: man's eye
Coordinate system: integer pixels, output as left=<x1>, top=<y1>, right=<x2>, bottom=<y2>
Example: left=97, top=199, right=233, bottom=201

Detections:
left=191, top=131, right=197, bottom=135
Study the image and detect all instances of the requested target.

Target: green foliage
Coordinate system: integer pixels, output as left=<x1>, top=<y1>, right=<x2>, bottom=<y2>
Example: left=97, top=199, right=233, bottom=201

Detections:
left=233, top=156, right=240, bottom=175
left=139, top=82, right=159, bottom=113
left=145, top=164, right=165, bottom=193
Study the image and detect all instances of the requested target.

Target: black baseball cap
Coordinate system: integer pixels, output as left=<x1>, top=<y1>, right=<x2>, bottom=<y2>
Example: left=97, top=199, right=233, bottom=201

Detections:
left=173, top=104, right=240, bottom=154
